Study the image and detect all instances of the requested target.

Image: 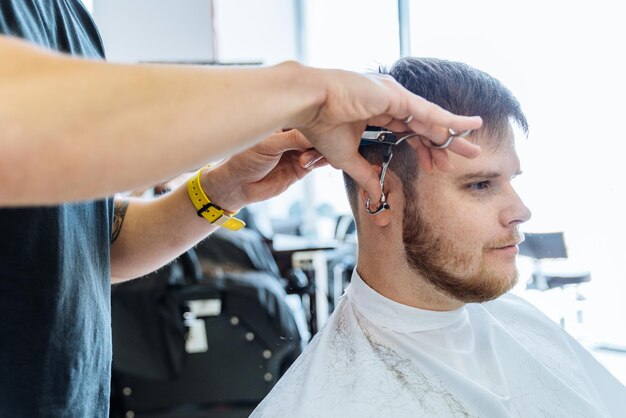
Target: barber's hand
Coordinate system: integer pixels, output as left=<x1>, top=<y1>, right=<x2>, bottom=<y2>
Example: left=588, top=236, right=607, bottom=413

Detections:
left=199, top=130, right=326, bottom=212
left=296, top=69, right=483, bottom=204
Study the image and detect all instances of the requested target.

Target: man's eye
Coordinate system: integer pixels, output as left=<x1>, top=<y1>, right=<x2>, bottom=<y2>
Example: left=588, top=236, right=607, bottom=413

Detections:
left=468, top=181, right=490, bottom=191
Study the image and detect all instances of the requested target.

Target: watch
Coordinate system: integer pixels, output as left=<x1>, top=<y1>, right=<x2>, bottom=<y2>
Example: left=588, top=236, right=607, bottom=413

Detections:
left=186, top=167, right=246, bottom=231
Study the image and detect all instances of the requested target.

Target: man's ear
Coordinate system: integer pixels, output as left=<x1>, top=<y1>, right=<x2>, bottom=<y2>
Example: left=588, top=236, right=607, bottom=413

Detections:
left=358, top=163, right=402, bottom=227
left=359, top=187, right=392, bottom=227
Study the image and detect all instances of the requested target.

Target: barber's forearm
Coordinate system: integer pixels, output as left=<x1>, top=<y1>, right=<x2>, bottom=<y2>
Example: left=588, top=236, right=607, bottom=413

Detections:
left=108, top=164, right=253, bottom=282
left=0, top=36, right=325, bottom=206
left=109, top=185, right=216, bottom=282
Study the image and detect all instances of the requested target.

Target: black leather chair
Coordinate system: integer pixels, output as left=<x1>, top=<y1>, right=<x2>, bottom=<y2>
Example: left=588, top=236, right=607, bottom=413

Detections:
left=519, top=232, right=591, bottom=290
left=519, top=232, right=591, bottom=329
left=110, top=245, right=304, bottom=418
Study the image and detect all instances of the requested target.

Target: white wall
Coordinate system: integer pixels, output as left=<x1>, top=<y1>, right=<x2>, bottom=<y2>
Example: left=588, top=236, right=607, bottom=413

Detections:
left=92, top=0, right=297, bottom=65
left=213, top=0, right=297, bottom=64
left=92, top=0, right=215, bottom=63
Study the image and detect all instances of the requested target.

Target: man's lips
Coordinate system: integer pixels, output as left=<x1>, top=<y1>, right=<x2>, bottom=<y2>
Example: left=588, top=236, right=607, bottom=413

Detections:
left=488, top=242, right=521, bottom=255
left=496, top=240, right=522, bottom=249
left=487, top=233, right=524, bottom=251
left=486, top=233, right=524, bottom=254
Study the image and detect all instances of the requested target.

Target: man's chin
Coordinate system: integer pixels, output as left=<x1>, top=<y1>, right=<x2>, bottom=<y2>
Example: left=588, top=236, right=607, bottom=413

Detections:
left=449, top=267, right=518, bottom=304
left=477, top=268, right=518, bottom=302
left=496, top=265, right=519, bottom=291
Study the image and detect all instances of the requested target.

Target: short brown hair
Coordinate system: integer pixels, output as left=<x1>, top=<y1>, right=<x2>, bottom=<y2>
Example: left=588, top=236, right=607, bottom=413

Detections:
left=343, top=57, right=528, bottom=214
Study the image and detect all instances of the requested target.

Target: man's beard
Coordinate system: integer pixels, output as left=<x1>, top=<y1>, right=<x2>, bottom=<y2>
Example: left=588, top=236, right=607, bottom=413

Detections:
left=402, top=198, right=520, bottom=304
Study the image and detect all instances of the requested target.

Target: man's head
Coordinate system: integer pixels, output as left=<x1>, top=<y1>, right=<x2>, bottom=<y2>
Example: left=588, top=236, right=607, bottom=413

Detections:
left=343, top=57, right=531, bottom=305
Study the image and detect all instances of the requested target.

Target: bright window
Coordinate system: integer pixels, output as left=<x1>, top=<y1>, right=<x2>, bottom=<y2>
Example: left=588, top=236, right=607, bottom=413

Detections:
left=303, top=0, right=401, bottom=237
left=407, top=0, right=626, bottom=349
left=305, top=0, right=626, bottom=356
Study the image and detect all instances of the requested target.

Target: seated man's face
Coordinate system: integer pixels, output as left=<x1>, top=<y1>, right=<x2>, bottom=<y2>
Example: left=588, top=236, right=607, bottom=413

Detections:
left=403, top=124, right=531, bottom=303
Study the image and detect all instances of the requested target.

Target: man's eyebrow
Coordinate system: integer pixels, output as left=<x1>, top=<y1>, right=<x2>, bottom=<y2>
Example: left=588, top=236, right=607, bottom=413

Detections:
left=456, top=170, right=523, bottom=181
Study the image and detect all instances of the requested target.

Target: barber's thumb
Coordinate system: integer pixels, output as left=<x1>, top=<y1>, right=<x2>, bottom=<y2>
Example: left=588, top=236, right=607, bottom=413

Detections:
left=301, top=149, right=324, bottom=168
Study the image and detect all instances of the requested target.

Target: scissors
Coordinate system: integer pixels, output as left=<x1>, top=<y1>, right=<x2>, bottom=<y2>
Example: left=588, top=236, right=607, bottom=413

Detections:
left=359, top=126, right=472, bottom=215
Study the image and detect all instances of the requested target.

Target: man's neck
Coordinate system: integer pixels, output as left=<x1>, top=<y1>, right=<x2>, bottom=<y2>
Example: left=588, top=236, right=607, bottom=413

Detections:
left=356, top=251, right=464, bottom=312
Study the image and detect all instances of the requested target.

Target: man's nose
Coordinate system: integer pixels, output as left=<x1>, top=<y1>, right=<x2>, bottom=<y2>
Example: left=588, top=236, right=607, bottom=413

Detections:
left=501, top=187, right=532, bottom=227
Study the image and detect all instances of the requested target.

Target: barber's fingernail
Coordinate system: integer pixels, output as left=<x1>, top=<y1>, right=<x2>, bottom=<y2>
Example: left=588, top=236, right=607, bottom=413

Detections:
left=304, top=155, right=323, bottom=168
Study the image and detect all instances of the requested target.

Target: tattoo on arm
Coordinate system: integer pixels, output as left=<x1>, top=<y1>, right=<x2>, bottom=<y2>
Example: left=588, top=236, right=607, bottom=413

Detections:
left=111, top=199, right=129, bottom=244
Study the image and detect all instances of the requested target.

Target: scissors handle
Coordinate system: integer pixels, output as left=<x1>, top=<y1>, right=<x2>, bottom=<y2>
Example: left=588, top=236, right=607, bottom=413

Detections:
left=429, top=128, right=472, bottom=149
left=365, top=145, right=393, bottom=215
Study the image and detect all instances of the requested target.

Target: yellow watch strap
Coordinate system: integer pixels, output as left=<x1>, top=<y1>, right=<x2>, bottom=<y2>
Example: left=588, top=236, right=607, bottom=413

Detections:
left=187, top=167, right=246, bottom=231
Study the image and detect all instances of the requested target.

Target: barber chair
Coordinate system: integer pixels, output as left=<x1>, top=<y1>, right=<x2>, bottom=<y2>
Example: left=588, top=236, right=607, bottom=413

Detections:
left=196, top=228, right=311, bottom=298
left=110, top=243, right=304, bottom=418
left=334, top=213, right=356, bottom=242
left=328, top=214, right=357, bottom=307
left=519, top=232, right=591, bottom=329
left=519, top=232, right=591, bottom=290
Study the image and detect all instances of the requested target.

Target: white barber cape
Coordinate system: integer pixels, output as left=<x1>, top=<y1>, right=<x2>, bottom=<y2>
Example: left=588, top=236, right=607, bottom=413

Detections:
left=252, top=270, right=626, bottom=417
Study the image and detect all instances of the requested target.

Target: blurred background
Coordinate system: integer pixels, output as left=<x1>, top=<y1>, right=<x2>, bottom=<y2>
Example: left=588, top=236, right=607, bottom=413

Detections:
left=78, top=0, right=626, bottom=413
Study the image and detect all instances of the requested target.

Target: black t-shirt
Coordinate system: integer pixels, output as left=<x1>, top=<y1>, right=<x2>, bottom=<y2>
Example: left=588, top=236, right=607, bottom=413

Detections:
left=0, top=1, right=113, bottom=416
